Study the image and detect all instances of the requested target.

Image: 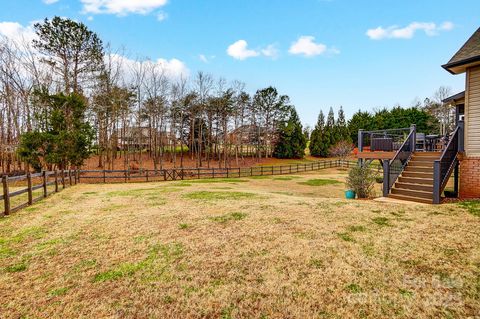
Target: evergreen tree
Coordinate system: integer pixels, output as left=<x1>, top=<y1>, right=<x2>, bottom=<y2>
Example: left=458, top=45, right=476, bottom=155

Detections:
left=17, top=92, right=94, bottom=170
left=273, top=107, right=306, bottom=159
left=309, top=110, right=325, bottom=157
left=33, top=16, right=104, bottom=93
left=335, top=106, right=351, bottom=142
left=321, top=107, right=336, bottom=156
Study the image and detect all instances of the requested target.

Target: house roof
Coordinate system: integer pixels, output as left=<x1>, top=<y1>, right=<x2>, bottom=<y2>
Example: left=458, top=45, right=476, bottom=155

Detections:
left=442, top=91, right=465, bottom=104
left=442, top=27, right=480, bottom=74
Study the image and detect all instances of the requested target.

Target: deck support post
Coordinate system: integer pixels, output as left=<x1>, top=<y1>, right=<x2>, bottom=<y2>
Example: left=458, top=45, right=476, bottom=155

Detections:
left=382, top=160, right=390, bottom=197
left=358, top=129, right=364, bottom=166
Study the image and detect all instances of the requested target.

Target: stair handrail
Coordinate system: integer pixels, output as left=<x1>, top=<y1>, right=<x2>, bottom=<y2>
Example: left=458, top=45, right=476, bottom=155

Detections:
left=382, top=125, right=416, bottom=196
left=433, top=120, right=464, bottom=204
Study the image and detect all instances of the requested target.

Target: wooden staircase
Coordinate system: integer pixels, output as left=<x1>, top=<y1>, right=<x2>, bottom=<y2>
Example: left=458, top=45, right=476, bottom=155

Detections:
left=388, top=152, right=441, bottom=204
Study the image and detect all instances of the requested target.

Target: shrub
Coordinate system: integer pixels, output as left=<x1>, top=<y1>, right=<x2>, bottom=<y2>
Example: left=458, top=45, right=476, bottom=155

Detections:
left=346, top=165, right=377, bottom=198
left=329, top=140, right=354, bottom=161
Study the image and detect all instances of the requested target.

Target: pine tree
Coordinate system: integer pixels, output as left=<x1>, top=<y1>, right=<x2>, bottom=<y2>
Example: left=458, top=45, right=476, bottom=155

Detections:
left=336, top=106, right=351, bottom=142
left=321, top=107, right=336, bottom=156
left=273, top=107, right=306, bottom=158
left=309, top=110, right=325, bottom=157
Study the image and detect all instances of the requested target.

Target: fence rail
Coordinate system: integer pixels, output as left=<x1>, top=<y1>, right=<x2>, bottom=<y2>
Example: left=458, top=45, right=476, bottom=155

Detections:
left=1, top=170, right=77, bottom=217
left=1, top=160, right=355, bottom=217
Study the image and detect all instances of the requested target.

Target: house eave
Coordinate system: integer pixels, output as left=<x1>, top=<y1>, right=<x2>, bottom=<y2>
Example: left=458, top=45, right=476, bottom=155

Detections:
left=442, top=56, right=480, bottom=74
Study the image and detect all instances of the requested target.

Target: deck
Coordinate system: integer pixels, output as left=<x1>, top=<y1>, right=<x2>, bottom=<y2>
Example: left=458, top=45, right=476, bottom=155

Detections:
left=356, top=151, right=396, bottom=160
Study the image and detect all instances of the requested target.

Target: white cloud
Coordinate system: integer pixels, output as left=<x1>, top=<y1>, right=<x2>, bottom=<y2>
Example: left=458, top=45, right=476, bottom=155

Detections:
left=261, top=44, right=278, bottom=59
left=0, top=21, right=36, bottom=44
left=366, top=21, right=454, bottom=40
left=81, top=0, right=168, bottom=16
left=156, top=11, right=168, bottom=21
left=199, top=54, right=216, bottom=63
left=226, top=40, right=278, bottom=60
left=110, top=54, right=189, bottom=80
left=43, top=0, right=59, bottom=4
left=289, top=36, right=335, bottom=57
left=227, top=40, right=259, bottom=60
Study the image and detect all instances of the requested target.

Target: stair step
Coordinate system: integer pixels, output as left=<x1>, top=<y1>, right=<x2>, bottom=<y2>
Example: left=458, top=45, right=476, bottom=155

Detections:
left=394, top=182, right=433, bottom=192
left=413, top=152, right=441, bottom=157
left=402, top=171, right=433, bottom=178
left=388, top=194, right=433, bottom=204
left=398, top=176, right=433, bottom=185
left=410, top=158, right=438, bottom=163
left=409, top=162, right=434, bottom=168
left=391, top=188, right=433, bottom=199
left=404, top=166, right=432, bottom=173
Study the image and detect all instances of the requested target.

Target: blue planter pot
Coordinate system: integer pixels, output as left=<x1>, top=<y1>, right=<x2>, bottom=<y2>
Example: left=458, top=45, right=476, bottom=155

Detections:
left=345, top=190, right=356, bottom=199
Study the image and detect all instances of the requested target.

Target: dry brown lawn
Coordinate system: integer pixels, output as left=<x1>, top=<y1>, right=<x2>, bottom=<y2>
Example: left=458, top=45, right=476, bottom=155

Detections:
left=0, top=168, right=479, bottom=318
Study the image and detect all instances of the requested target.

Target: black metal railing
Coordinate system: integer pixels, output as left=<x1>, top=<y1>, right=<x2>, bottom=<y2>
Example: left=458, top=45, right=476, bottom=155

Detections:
left=433, top=121, right=464, bottom=204
left=382, top=125, right=416, bottom=196
left=358, top=127, right=411, bottom=152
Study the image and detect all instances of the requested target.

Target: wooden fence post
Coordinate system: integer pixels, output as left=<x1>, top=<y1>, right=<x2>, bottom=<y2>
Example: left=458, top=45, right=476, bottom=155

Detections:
left=54, top=170, right=59, bottom=192
left=77, top=170, right=80, bottom=183
left=61, top=169, right=65, bottom=189
left=27, top=172, right=33, bottom=205
left=2, top=175, right=10, bottom=216
left=146, top=170, right=149, bottom=182
left=69, top=170, right=72, bottom=186
left=42, top=171, right=47, bottom=198
left=163, top=169, right=167, bottom=181
left=226, top=167, right=229, bottom=178
left=238, top=167, right=241, bottom=178
left=197, top=168, right=200, bottom=179
left=103, top=170, right=106, bottom=183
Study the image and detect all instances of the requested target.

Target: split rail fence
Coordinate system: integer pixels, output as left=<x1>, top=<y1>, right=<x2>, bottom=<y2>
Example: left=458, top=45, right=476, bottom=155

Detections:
left=1, top=159, right=356, bottom=217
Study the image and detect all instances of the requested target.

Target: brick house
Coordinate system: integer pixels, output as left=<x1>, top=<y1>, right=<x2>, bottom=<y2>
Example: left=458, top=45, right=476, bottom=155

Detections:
left=442, top=27, right=480, bottom=199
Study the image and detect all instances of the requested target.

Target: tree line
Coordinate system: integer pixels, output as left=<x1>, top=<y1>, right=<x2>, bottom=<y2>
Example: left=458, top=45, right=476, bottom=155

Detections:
left=0, top=16, right=305, bottom=173
left=0, top=16, right=453, bottom=173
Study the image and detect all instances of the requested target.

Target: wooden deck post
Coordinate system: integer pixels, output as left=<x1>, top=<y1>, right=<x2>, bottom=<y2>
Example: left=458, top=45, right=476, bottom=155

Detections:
left=382, top=161, right=390, bottom=197
left=2, top=175, right=10, bottom=216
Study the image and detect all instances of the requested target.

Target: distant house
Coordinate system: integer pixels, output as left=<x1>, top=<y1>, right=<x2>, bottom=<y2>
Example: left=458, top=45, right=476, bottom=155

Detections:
left=116, top=127, right=169, bottom=151
left=442, top=27, right=480, bottom=198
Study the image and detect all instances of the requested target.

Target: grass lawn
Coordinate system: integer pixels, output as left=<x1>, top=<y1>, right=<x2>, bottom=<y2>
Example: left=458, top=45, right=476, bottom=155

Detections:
left=0, top=168, right=479, bottom=318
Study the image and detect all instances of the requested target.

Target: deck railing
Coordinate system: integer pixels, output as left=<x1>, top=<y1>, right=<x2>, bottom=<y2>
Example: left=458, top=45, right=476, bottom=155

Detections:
left=382, top=125, right=416, bottom=196
left=358, top=127, right=412, bottom=154
left=433, top=120, right=464, bottom=204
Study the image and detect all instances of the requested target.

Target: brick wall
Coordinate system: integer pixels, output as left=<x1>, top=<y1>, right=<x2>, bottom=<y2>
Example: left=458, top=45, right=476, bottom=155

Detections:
left=459, top=157, right=480, bottom=199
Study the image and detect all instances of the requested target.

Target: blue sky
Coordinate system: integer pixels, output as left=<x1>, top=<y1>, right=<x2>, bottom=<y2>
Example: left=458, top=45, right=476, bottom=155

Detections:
left=1, top=0, right=479, bottom=126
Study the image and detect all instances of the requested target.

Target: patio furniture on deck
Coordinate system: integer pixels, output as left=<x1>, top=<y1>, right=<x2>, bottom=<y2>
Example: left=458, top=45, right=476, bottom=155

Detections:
left=425, top=134, right=440, bottom=151
left=371, top=137, right=393, bottom=152
left=416, top=133, right=426, bottom=151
